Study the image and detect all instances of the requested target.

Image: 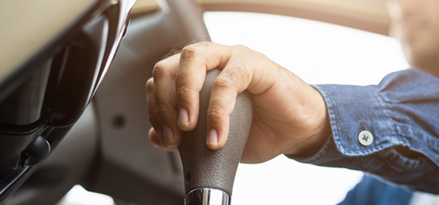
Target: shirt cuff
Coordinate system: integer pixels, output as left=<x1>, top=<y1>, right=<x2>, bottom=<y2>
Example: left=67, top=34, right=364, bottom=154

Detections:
left=287, top=84, right=402, bottom=163
left=316, top=84, right=402, bottom=156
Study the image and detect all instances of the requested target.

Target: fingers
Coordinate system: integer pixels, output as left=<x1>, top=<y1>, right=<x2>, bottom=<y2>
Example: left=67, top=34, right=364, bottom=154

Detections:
left=148, top=126, right=162, bottom=147
left=146, top=77, right=166, bottom=146
left=149, top=42, right=261, bottom=151
left=149, top=128, right=178, bottom=152
left=176, top=43, right=257, bottom=150
left=175, top=42, right=231, bottom=132
left=152, top=54, right=182, bottom=148
left=206, top=58, right=254, bottom=150
left=147, top=79, right=177, bottom=152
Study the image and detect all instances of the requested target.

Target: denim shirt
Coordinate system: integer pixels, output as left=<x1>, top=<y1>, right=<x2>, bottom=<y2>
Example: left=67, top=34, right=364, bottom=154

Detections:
left=288, top=69, right=439, bottom=194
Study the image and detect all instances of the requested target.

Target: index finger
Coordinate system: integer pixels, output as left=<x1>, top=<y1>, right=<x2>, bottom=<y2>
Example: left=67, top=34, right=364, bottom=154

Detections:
left=175, top=42, right=231, bottom=131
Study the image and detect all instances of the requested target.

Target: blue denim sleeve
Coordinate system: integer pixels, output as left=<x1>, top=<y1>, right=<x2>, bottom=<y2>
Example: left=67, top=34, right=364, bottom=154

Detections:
left=287, top=69, right=439, bottom=193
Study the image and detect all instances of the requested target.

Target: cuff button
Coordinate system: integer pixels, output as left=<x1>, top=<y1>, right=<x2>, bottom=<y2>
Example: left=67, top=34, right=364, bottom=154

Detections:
left=358, top=130, right=374, bottom=146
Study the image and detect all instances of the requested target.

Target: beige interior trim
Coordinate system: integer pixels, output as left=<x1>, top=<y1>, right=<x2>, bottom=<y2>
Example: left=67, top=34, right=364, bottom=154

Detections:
left=132, top=0, right=160, bottom=13
left=0, top=0, right=96, bottom=84
left=133, top=0, right=390, bottom=35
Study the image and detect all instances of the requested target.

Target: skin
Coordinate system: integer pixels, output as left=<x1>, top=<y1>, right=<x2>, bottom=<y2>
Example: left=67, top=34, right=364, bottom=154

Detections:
left=147, top=0, right=439, bottom=163
left=387, top=0, right=439, bottom=78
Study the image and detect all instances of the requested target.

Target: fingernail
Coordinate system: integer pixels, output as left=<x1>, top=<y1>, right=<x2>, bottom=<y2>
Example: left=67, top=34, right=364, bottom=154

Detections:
left=164, top=126, right=175, bottom=147
left=178, top=108, right=189, bottom=127
left=207, top=129, right=218, bottom=146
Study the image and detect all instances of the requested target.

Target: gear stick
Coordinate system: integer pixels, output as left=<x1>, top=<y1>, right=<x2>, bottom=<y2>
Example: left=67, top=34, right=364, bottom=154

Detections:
left=178, top=69, right=253, bottom=205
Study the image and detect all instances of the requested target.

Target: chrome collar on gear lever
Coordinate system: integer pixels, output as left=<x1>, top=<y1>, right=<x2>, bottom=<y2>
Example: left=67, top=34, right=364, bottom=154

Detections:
left=185, top=188, right=231, bottom=205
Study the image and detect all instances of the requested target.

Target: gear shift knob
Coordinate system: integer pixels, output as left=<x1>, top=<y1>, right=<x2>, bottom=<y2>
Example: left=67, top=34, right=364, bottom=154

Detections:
left=178, top=69, right=253, bottom=205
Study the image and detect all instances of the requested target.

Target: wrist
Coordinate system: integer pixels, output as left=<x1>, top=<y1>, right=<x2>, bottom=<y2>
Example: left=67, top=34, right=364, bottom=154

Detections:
left=284, top=86, right=331, bottom=157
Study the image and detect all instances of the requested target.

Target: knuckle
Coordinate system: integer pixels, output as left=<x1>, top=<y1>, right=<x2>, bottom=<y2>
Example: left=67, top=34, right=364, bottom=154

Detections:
left=231, top=44, right=251, bottom=53
left=153, top=62, right=166, bottom=76
left=196, top=41, right=211, bottom=45
left=180, top=42, right=215, bottom=67
left=153, top=62, right=176, bottom=80
left=207, top=107, right=227, bottom=119
left=195, top=41, right=211, bottom=48
left=146, top=79, right=154, bottom=92
left=176, top=85, right=193, bottom=97
left=213, top=76, right=235, bottom=89
left=181, top=45, right=199, bottom=58
left=181, top=42, right=210, bottom=59
left=155, top=103, right=174, bottom=116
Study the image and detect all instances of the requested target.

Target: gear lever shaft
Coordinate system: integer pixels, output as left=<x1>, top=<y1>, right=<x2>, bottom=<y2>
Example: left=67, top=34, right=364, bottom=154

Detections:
left=178, top=69, right=253, bottom=205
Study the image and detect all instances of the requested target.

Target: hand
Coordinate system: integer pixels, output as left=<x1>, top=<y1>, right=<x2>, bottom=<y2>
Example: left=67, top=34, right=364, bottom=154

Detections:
left=146, top=42, right=331, bottom=163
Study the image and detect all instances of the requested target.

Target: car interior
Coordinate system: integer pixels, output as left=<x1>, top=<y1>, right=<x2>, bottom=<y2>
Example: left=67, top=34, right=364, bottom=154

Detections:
left=0, top=0, right=392, bottom=204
